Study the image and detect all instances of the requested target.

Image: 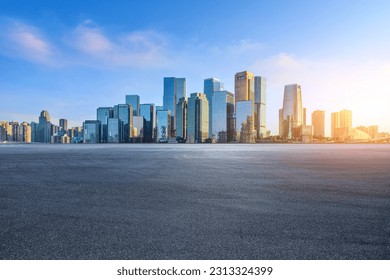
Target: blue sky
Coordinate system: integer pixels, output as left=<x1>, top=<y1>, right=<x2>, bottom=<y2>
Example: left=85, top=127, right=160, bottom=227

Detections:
left=1, top=0, right=390, bottom=135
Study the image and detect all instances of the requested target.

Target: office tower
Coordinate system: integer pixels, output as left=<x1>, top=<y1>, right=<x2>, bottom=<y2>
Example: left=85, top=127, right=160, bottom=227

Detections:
left=0, top=122, right=5, bottom=142
left=254, top=76, right=266, bottom=138
left=156, top=110, right=171, bottom=143
left=163, top=77, right=186, bottom=136
left=176, top=97, right=187, bottom=141
left=187, top=92, right=209, bottom=143
left=30, top=122, right=39, bottom=142
left=97, top=107, right=113, bottom=143
left=368, top=125, right=378, bottom=139
left=9, top=121, right=19, bottom=142
left=114, top=104, right=133, bottom=142
left=236, top=101, right=255, bottom=143
left=312, top=110, right=325, bottom=138
left=38, top=110, right=52, bottom=143
left=140, top=104, right=156, bottom=142
left=235, top=71, right=255, bottom=142
left=107, top=118, right=122, bottom=143
left=59, top=119, right=68, bottom=131
left=204, top=78, right=222, bottom=138
left=339, top=110, right=352, bottom=129
left=331, top=112, right=340, bottom=139
left=212, top=90, right=234, bottom=143
left=20, top=122, right=31, bottom=143
left=278, top=109, right=283, bottom=137
left=331, top=110, right=352, bottom=141
left=279, top=84, right=303, bottom=140
left=132, top=116, right=144, bottom=140
left=83, top=120, right=101, bottom=144
left=303, top=108, right=307, bottom=126
left=125, top=95, right=140, bottom=116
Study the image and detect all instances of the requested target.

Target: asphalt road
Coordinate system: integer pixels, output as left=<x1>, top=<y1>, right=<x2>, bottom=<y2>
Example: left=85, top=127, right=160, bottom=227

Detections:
left=0, top=144, right=389, bottom=259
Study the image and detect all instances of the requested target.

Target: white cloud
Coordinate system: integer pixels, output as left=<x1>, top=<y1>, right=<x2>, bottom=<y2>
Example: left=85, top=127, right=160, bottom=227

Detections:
left=0, top=19, right=56, bottom=66
left=67, top=20, right=171, bottom=68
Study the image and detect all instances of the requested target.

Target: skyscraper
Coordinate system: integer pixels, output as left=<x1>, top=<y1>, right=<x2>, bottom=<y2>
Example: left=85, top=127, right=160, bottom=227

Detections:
left=21, top=122, right=31, bottom=143
left=163, top=77, right=186, bottom=136
left=125, top=95, right=140, bottom=116
left=312, top=110, right=325, bottom=138
left=212, top=90, right=234, bottom=143
left=176, top=97, right=187, bottom=141
left=140, top=103, right=156, bottom=142
left=156, top=110, right=171, bottom=143
left=114, top=104, right=133, bottom=142
left=254, top=76, right=266, bottom=138
left=107, top=118, right=122, bottom=143
left=331, top=109, right=352, bottom=141
left=97, top=107, right=113, bottom=143
left=331, top=112, right=340, bottom=139
left=38, top=110, right=52, bottom=143
left=235, top=71, right=255, bottom=142
left=187, top=92, right=209, bottom=143
left=132, top=116, right=144, bottom=141
left=59, top=119, right=68, bottom=131
left=279, top=84, right=303, bottom=140
left=83, top=120, right=100, bottom=144
left=204, top=78, right=222, bottom=138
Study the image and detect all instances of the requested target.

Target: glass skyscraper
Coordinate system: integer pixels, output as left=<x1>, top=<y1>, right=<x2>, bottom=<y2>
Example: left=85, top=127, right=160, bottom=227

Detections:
left=97, top=107, right=113, bottom=143
left=140, top=103, right=156, bottom=142
left=235, top=101, right=255, bottom=143
left=187, top=92, right=209, bottom=143
left=125, top=95, right=140, bottom=116
left=254, top=76, right=266, bottom=138
left=163, top=77, right=186, bottom=136
left=204, top=78, right=222, bottom=138
left=114, top=104, right=133, bottom=142
left=212, top=90, right=234, bottom=143
left=176, top=97, right=187, bottom=140
left=156, top=110, right=171, bottom=143
left=132, top=116, right=144, bottom=139
left=83, top=120, right=100, bottom=144
left=107, top=118, right=122, bottom=143
left=279, top=84, right=303, bottom=140
left=312, top=110, right=325, bottom=138
left=38, top=110, right=52, bottom=143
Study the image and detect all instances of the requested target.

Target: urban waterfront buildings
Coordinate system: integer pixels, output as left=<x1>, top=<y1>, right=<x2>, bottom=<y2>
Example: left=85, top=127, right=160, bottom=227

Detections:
left=187, top=93, right=209, bottom=143
left=39, top=110, right=52, bottom=143
left=114, top=104, right=133, bottom=142
left=176, top=97, right=187, bottom=141
left=107, top=118, right=122, bottom=143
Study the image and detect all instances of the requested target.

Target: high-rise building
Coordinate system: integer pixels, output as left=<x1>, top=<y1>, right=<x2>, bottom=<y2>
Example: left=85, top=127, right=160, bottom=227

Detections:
left=187, top=92, right=209, bottom=143
left=204, top=78, right=222, bottom=138
left=279, top=84, right=303, bottom=140
left=83, top=120, right=100, bottom=144
left=0, top=122, right=6, bottom=142
left=132, top=116, right=144, bottom=140
left=38, top=110, right=52, bottom=143
left=125, top=95, right=140, bottom=116
left=254, top=76, right=266, bottom=138
left=176, top=97, right=187, bottom=141
left=331, top=110, right=352, bottom=140
left=312, top=110, right=325, bottom=138
left=59, top=119, right=68, bottom=131
left=20, top=122, right=31, bottom=143
left=212, top=90, right=235, bottom=143
left=30, top=122, right=39, bottom=142
left=163, top=77, right=186, bottom=136
left=235, top=71, right=255, bottom=142
left=156, top=110, right=171, bottom=143
left=140, top=104, right=156, bottom=142
left=97, top=107, right=113, bottom=143
left=9, top=121, right=20, bottom=142
left=107, top=118, right=122, bottom=143
left=114, top=104, right=133, bottom=142
left=236, top=101, right=255, bottom=143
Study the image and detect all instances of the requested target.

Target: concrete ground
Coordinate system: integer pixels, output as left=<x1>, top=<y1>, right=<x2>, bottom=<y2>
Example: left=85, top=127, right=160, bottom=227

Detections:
left=0, top=144, right=389, bottom=259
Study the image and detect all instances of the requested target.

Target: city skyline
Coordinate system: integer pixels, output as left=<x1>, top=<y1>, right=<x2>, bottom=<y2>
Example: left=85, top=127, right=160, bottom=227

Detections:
left=1, top=1, right=390, bottom=135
